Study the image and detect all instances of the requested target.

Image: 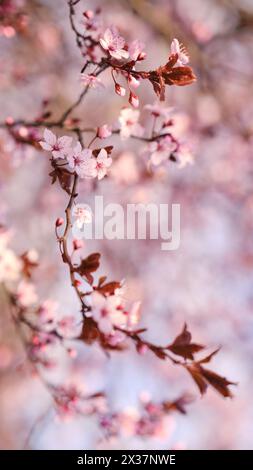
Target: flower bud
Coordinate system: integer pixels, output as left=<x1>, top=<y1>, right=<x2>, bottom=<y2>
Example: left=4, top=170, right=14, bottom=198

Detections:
left=137, top=51, right=146, bottom=61
left=137, top=343, right=148, bottom=355
left=73, top=239, right=84, bottom=250
left=97, top=125, right=112, bottom=139
left=129, top=91, right=139, bottom=108
left=83, top=10, right=94, bottom=19
left=5, top=116, right=14, bottom=126
left=56, top=217, right=64, bottom=227
left=128, top=75, right=140, bottom=88
left=115, top=83, right=126, bottom=97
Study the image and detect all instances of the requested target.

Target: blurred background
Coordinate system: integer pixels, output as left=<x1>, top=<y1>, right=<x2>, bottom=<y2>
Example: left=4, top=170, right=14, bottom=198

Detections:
left=0, top=0, right=253, bottom=450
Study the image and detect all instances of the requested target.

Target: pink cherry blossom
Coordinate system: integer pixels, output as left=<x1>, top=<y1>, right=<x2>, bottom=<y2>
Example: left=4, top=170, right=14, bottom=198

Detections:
left=127, top=301, right=141, bottom=328
left=170, top=38, right=189, bottom=66
left=100, top=26, right=129, bottom=60
left=177, top=145, right=194, bottom=168
left=90, top=292, right=114, bottom=335
left=73, top=205, right=93, bottom=228
left=97, top=125, right=112, bottom=139
left=39, top=129, right=72, bottom=159
left=144, top=103, right=174, bottom=119
left=67, top=142, right=96, bottom=178
left=54, top=385, right=83, bottom=416
left=93, top=149, right=112, bottom=180
left=147, top=136, right=177, bottom=166
left=38, top=299, right=58, bottom=325
left=82, top=10, right=102, bottom=38
left=90, top=291, right=127, bottom=335
left=0, top=250, right=21, bottom=283
left=80, top=73, right=104, bottom=89
left=57, top=315, right=81, bottom=338
left=119, top=108, right=143, bottom=139
left=128, top=39, right=146, bottom=61
left=25, top=249, right=39, bottom=264
left=16, top=280, right=37, bottom=307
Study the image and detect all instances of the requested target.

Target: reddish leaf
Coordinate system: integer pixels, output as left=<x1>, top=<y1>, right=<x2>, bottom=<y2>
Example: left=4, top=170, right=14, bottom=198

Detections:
left=78, top=317, right=126, bottom=352
left=149, top=344, right=167, bottom=360
left=78, top=317, right=99, bottom=344
left=148, top=70, right=166, bottom=101
left=164, top=53, right=179, bottom=69
left=186, top=364, right=208, bottom=395
left=75, top=252, right=101, bottom=284
left=163, top=66, right=197, bottom=86
left=49, top=167, right=73, bottom=195
left=97, top=276, right=107, bottom=287
left=148, top=60, right=196, bottom=100
left=167, top=323, right=205, bottom=360
left=197, top=348, right=221, bottom=364
left=186, top=363, right=235, bottom=398
left=163, top=394, right=194, bottom=415
left=96, top=281, right=121, bottom=296
left=199, top=366, right=235, bottom=398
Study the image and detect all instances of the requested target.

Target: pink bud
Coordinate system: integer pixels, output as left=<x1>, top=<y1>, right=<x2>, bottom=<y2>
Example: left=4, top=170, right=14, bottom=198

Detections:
left=137, top=343, right=148, bottom=355
left=56, top=217, right=64, bottom=227
left=137, top=51, right=146, bottom=61
left=128, top=75, right=140, bottom=88
left=5, top=116, right=14, bottom=126
left=115, top=83, right=126, bottom=97
left=83, top=10, right=94, bottom=19
left=163, top=119, right=173, bottom=128
left=67, top=348, right=77, bottom=358
left=97, top=125, right=112, bottom=139
left=73, top=239, right=84, bottom=250
left=129, top=91, right=139, bottom=108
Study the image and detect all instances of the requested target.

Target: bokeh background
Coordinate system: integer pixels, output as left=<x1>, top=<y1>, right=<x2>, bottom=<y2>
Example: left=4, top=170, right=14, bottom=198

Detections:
left=1, top=0, right=253, bottom=450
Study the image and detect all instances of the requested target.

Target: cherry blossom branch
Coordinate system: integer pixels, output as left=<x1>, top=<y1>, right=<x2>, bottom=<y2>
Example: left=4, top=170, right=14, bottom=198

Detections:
left=0, top=0, right=235, bottom=424
left=56, top=173, right=91, bottom=313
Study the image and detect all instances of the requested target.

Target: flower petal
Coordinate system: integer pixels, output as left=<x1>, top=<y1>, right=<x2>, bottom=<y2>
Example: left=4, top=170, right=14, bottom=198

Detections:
left=39, top=141, right=53, bottom=151
left=58, top=136, right=72, bottom=148
left=44, top=128, right=56, bottom=145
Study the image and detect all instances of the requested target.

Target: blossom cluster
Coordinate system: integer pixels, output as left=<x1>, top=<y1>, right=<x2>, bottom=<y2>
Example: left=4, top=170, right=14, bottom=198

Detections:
left=39, top=129, right=112, bottom=180
left=78, top=6, right=196, bottom=108
left=88, top=289, right=141, bottom=342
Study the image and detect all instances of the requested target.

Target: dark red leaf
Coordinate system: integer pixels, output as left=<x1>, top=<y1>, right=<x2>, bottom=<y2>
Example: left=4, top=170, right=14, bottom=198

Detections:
left=96, top=281, right=121, bottom=296
left=186, top=364, right=208, bottom=395
left=164, top=53, right=179, bottom=69
left=49, top=167, right=73, bottom=195
left=163, top=394, right=194, bottom=415
left=78, top=317, right=99, bottom=344
left=97, top=276, right=107, bottom=287
left=197, top=348, right=221, bottom=364
left=75, top=252, right=101, bottom=284
left=167, top=323, right=205, bottom=360
left=199, top=366, right=236, bottom=398
left=186, top=363, right=236, bottom=398
left=163, top=66, right=197, bottom=86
